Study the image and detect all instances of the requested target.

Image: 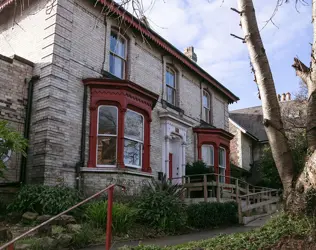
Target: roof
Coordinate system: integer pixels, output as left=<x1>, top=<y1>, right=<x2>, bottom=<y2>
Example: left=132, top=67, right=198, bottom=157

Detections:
left=229, top=100, right=307, bottom=142
left=0, top=0, right=239, bottom=103
left=229, top=117, right=259, bottom=141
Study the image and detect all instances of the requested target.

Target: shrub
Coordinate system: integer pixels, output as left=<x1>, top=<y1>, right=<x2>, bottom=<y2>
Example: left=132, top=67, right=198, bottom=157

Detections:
left=84, top=200, right=137, bottom=234
left=8, top=185, right=81, bottom=215
left=71, top=223, right=104, bottom=248
left=186, top=201, right=238, bottom=229
left=136, top=178, right=187, bottom=233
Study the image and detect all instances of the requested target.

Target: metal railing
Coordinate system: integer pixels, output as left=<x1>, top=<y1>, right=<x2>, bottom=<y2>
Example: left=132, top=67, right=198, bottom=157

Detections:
left=0, top=184, right=125, bottom=250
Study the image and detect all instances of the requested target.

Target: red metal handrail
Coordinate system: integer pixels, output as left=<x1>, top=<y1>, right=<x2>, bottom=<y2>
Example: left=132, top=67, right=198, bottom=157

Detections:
left=0, top=184, right=125, bottom=250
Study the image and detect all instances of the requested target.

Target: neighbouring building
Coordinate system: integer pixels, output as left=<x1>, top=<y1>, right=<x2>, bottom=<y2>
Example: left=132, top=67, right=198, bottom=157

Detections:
left=0, top=0, right=239, bottom=194
left=229, top=93, right=306, bottom=184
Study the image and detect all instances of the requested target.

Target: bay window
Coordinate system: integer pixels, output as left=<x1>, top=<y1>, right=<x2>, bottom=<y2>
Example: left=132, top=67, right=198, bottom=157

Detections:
left=97, top=106, right=118, bottom=166
left=124, top=110, right=144, bottom=168
left=219, top=147, right=226, bottom=183
left=109, top=31, right=126, bottom=79
left=201, top=145, right=214, bottom=168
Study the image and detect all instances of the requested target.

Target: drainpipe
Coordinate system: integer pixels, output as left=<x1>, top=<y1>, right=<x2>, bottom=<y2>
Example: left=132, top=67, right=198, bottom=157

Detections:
left=76, top=85, right=87, bottom=191
left=19, top=75, right=40, bottom=185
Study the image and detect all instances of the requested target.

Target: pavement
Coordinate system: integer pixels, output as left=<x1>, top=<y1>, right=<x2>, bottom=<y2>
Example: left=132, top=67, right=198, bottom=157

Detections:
left=80, top=214, right=272, bottom=250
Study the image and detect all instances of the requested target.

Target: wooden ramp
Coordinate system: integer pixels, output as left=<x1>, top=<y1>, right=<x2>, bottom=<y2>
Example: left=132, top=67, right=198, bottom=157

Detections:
left=173, top=173, right=281, bottom=225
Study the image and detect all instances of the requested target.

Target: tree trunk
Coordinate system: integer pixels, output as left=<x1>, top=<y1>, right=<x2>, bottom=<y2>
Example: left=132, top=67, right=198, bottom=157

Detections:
left=237, top=0, right=295, bottom=197
left=237, top=0, right=316, bottom=214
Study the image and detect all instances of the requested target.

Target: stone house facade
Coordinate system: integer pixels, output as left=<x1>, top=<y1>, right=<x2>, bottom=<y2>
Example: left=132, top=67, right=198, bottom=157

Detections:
left=0, top=0, right=239, bottom=194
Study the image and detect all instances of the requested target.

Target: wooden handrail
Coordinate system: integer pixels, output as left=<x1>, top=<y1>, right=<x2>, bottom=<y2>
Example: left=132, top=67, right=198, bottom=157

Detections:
left=0, top=184, right=125, bottom=250
left=239, top=189, right=278, bottom=198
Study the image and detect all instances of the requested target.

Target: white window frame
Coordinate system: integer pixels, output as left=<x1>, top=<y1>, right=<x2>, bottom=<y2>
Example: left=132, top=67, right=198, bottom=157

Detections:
left=109, top=31, right=127, bottom=79
left=96, top=105, right=118, bottom=167
left=201, top=145, right=214, bottom=167
left=203, top=90, right=211, bottom=123
left=166, top=66, right=176, bottom=105
left=124, top=109, right=144, bottom=169
left=219, top=147, right=226, bottom=183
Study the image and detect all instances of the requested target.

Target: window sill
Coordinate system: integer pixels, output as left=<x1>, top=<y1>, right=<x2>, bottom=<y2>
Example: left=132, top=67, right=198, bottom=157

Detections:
left=161, top=99, right=184, bottom=115
left=199, top=119, right=215, bottom=128
left=81, top=167, right=154, bottom=178
left=101, top=70, right=123, bottom=80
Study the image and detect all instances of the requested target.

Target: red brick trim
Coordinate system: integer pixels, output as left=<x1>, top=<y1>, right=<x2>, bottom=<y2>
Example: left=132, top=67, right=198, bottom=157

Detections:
left=84, top=78, right=159, bottom=172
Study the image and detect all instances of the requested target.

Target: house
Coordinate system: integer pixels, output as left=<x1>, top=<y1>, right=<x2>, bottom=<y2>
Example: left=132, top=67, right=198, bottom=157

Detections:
left=229, top=93, right=306, bottom=183
left=0, top=0, right=239, bottom=194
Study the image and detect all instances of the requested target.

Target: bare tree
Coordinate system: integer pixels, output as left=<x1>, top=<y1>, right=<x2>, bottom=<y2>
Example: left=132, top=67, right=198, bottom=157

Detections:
left=235, top=0, right=316, bottom=213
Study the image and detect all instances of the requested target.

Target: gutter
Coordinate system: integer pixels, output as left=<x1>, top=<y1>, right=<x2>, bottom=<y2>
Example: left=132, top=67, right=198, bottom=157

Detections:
left=76, top=84, right=88, bottom=191
left=20, top=75, right=40, bottom=184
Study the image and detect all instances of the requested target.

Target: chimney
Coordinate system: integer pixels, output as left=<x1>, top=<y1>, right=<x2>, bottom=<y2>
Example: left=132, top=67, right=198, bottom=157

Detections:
left=281, top=93, right=286, bottom=102
left=286, top=92, right=291, bottom=101
left=184, top=46, right=197, bottom=63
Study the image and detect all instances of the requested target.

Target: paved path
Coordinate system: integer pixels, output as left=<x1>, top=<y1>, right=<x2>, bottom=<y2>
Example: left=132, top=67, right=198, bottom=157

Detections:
left=81, top=214, right=272, bottom=250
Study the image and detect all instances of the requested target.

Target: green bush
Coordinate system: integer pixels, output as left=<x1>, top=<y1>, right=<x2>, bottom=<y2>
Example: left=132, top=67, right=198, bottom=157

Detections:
left=186, top=201, right=238, bottom=229
left=136, top=179, right=187, bottom=233
left=85, top=200, right=137, bottom=234
left=71, top=223, right=104, bottom=248
left=8, top=185, right=81, bottom=215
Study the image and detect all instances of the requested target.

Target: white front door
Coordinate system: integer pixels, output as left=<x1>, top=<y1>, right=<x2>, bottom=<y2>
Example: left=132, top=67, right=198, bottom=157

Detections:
left=169, top=136, right=182, bottom=184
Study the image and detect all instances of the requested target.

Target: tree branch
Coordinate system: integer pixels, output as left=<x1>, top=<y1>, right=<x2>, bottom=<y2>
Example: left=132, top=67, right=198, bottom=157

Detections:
left=292, top=57, right=311, bottom=86
left=230, top=34, right=245, bottom=42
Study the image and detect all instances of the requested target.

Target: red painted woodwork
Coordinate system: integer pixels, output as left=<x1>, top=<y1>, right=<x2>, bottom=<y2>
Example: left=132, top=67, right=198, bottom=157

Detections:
left=193, top=127, right=234, bottom=184
left=169, top=153, right=173, bottom=180
left=84, top=78, right=159, bottom=172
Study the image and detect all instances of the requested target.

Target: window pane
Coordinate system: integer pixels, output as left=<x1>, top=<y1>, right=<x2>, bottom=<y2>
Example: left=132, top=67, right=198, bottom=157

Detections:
left=110, top=33, right=125, bottom=58
left=203, top=93, right=209, bottom=108
left=124, top=110, right=143, bottom=141
left=124, top=139, right=142, bottom=167
left=110, top=54, right=124, bottom=78
left=202, top=145, right=214, bottom=166
left=98, top=106, right=117, bottom=135
left=219, top=168, right=225, bottom=183
left=167, top=87, right=175, bottom=105
left=97, top=136, right=116, bottom=165
left=204, top=107, right=209, bottom=123
left=219, top=148, right=226, bottom=168
left=166, top=70, right=175, bottom=88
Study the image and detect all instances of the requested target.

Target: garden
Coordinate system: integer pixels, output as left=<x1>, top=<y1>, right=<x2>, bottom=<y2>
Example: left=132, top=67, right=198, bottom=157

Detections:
left=0, top=176, right=239, bottom=250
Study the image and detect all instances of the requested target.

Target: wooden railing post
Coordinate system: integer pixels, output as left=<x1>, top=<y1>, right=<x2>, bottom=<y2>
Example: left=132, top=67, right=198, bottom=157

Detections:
left=203, top=175, right=208, bottom=202
left=187, top=177, right=191, bottom=198
left=238, top=198, right=243, bottom=224
left=216, top=174, right=220, bottom=202
left=246, top=184, right=250, bottom=216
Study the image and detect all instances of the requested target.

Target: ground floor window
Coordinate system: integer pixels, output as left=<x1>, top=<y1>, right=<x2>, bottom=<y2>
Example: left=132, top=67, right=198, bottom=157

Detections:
left=219, top=147, right=226, bottom=183
left=202, top=145, right=214, bottom=168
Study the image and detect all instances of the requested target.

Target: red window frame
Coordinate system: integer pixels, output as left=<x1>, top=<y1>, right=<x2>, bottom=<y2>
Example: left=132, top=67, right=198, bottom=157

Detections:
left=83, top=79, right=159, bottom=172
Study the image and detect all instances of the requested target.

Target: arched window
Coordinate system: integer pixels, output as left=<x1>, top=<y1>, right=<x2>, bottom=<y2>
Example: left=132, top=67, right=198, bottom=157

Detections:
left=109, top=31, right=127, bottom=79
left=97, top=106, right=118, bottom=166
left=166, top=66, right=176, bottom=105
left=202, top=90, right=212, bottom=123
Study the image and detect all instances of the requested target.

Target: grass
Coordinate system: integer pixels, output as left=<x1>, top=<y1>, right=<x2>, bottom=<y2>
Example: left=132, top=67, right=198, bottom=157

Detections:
left=119, top=213, right=316, bottom=250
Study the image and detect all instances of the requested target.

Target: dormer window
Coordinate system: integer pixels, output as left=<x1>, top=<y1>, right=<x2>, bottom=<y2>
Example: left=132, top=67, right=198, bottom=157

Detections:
left=166, top=66, right=176, bottom=105
left=203, top=90, right=212, bottom=124
left=109, top=31, right=126, bottom=79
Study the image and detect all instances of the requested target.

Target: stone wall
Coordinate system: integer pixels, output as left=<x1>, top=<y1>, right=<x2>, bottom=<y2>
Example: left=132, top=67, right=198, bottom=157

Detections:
left=229, top=121, right=240, bottom=167
left=0, top=54, right=33, bottom=183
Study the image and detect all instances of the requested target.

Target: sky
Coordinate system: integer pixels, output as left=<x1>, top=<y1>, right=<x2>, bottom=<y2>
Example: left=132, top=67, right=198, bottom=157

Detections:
left=121, top=0, right=313, bottom=111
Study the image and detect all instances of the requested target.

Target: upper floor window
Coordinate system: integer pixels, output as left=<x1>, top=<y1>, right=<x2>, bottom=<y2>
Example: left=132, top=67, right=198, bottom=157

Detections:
left=203, top=90, right=211, bottom=123
left=166, top=66, right=176, bottom=105
left=124, top=109, right=144, bottom=168
left=110, top=31, right=126, bottom=79
left=219, top=147, right=226, bottom=183
left=202, top=145, right=214, bottom=168
left=97, top=106, right=118, bottom=166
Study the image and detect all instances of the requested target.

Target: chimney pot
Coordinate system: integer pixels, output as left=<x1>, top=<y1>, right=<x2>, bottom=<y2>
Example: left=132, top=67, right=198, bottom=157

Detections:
left=277, top=94, right=281, bottom=101
left=184, top=46, right=197, bottom=63
left=286, top=92, right=291, bottom=101
left=281, top=93, right=286, bottom=102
